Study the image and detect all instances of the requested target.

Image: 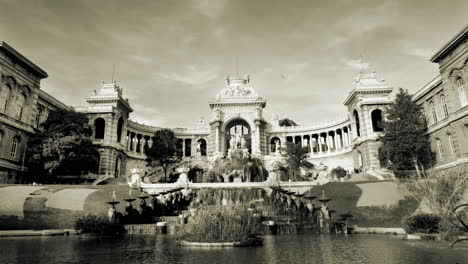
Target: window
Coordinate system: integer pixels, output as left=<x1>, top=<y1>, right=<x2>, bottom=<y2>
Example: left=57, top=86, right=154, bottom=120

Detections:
left=353, top=110, right=361, bottom=136
left=457, top=77, right=467, bottom=107
left=371, top=109, right=384, bottom=132
left=17, top=93, right=26, bottom=121
left=440, top=94, right=448, bottom=118
left=116, top=117, right=123, bottom=143
left=94, top=118, right=105, bottom=139
left=0, top=132, right=3, bottom=147
left=36, top=106, right=43, bottom=127
left=448, top=134, right=456, bottom=155
left=10, top=136, right=19, bottom=158
left=1, top=86, right=11, bottom=113
left=436, top=139, right=444, bottom=160
left=430, top=101, right=437, bottom=123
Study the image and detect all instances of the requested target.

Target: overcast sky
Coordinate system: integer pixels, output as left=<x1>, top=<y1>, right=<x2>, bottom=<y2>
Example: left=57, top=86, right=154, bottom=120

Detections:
left=1, top=0, right=467, bottom=128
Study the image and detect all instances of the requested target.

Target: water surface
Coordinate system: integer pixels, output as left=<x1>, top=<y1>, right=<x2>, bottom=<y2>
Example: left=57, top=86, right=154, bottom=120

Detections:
left=0, top=234, right=466, bottom=264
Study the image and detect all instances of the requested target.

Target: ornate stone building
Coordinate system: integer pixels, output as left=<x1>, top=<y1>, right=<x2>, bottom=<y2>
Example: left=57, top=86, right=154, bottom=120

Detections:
left=0, top=42, right=69, bottom=183
left=0, top=24, right=466, bottom=183
left=75, top=72, right=390, bottom=181
left=414, top=24, right=468, bottom=172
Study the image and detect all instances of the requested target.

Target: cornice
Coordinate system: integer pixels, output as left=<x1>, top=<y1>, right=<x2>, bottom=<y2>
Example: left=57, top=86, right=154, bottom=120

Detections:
left=430, top=24, right=468, bottom=63
left=0, top=41, right=47, bottom=79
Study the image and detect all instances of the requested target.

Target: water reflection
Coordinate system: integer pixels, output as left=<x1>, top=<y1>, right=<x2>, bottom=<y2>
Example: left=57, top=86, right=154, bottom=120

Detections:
left=0, top=234, right=466, bottom=264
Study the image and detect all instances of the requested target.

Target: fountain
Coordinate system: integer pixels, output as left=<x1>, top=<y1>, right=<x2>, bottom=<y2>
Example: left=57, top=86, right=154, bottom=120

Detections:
left=106, top=190, right=122, bottom=223
left=123, top=189, right=140, bottom=224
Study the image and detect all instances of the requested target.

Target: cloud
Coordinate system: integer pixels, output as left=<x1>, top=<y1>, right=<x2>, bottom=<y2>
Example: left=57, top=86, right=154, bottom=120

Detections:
left=127, top=55, right=152, bottom=63
left=280, top=62, right=309, bottom=81
left=342, top=58, right=369, bottom=70
left=158, top=65, right=219, bottom=85
left=192, top=0, right=228, bottom=19
left=130, top=104, right=165, bottom=127
left=328, top=36, right=349, bottom=47
left=407, top=48, right=432, bottom=58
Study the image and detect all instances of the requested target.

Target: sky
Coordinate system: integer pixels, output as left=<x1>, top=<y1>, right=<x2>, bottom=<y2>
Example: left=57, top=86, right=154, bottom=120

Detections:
left=0, top=0, right=467, bottom=128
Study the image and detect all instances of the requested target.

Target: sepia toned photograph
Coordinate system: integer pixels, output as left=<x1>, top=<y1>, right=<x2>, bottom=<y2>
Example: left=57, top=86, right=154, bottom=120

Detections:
left=0, top=0, right=467, bottom=263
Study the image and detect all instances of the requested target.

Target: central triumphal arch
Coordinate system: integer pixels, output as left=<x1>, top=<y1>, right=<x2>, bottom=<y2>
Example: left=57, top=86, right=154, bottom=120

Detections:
left=208, top=75, right=267, bottom=156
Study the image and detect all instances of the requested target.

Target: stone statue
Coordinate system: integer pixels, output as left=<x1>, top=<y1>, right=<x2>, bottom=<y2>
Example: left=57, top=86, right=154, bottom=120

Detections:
left=303, top=138, right=309, bottom=147
left=129, top=167, right=143, bottom=187
left=229, top=135, right=236, bottom=150
left=275, top=140, right=280, bottom=153
left=256, top=107, right=262, bottom=119
left=240, top=136, right=246, bottom=149
left=196, top=141, right=201, bottom=155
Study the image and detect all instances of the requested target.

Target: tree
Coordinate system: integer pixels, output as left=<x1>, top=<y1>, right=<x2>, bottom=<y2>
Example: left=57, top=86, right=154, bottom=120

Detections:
left=145, top=129, right=182, bottom=182
left=26, top=109, right=99, bottom=182
left=283, top=142, right=309, bottom=180
left=278, top=118, right=298, bottom=127
left=379, top=88, right=434, bottom=178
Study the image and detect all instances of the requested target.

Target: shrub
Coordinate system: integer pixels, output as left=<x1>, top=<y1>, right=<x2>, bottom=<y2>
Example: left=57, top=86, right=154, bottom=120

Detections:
left=404, top=169, right=467, bottom=238
left=403, top=213, right=441, bottom=234
left=74, top=214, right=124, bottom=235
left=178, top=205, right=261, bottom=243
left=331, top=166, right=347, bottom=178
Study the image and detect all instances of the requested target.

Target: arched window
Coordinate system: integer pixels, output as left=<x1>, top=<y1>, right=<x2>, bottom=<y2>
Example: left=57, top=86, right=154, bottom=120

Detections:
left=94, top=118, right=105, bottom=139
left=0, top=85, right=11, bottom=113
left=196, top=138, right=207, bottom=156
left=448, top=134, right=455, bottom=155
left=430, top=101, right=437, bottom=123
left=353, top=110, right=361, bottom=137
left=440, top=94, right=448, bottom=118
left=17, top=93, right=26, bottom=121
left=116, top=117, right=123, bottom=143
left=371, top=109, right=384, bottom=132
left=10, top=136, right=20, bottom=158
left=270, top=137, right=280, bottom=153
left=436, top=138, right=444, bottom=160
left=457, top=77, right=467, bottom=107
left=36, top=106, right=44, bottom=127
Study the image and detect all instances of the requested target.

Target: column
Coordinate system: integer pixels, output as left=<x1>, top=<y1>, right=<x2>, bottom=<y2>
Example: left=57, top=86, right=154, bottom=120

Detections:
left=191, top=136, right=196, bottom=157
left=255, top=121, right=261, bottom=154
left=126, top=131, right=131, bottom=151
left=318, top=135, right=323, bottom=153
left=215, top=123, right=220, bottom=153
left=344, top=129, right=348, bottom=147
left=310, top=135, right=314, bottom=153
left=138, top=134, right=143, bottom=153
left=348, top=125, right=352, bottom=145
left=182, top=139, right=186, bottom=157
left=334, top=132, right=339, bottom=150
left=339, top=129, right=343, bottom=149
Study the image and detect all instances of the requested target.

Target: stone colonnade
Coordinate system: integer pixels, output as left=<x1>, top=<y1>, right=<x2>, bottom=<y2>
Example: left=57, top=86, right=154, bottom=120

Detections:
left=125, top=130, right=207, bottom=158
left=272, top=125, right=352, bottom=155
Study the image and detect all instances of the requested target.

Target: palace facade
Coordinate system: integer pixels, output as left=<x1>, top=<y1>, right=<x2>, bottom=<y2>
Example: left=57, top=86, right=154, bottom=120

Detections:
left=0, top=24, right=466, bottom=183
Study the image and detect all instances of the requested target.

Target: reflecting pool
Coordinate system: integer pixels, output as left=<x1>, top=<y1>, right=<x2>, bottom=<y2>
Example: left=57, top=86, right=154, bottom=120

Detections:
left=0, top=234, right=466, bottom=264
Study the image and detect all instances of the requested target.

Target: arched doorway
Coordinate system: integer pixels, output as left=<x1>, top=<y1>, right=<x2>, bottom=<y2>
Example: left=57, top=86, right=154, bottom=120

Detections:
left=357, top=151, right=363, bottom=171
left=114, top=155, right=122, bottom=178
left=225, top=119, right=251, bottom=154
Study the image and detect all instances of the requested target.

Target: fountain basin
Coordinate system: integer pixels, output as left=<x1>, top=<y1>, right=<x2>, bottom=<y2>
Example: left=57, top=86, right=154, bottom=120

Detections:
left=177, top=237, right=263, bottom=247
